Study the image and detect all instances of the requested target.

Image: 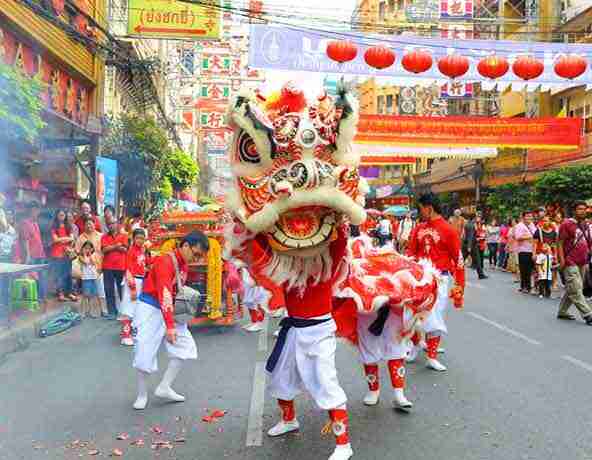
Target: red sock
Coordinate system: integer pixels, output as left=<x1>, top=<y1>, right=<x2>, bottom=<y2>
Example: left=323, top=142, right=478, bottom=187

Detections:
left=411, top=331, right=421, bottom=346
left=328, top=408, right=350, bottom=445
left=257, top=307, right=265, bottom=322
left=363, top=364, right=379, bottom=391
left=387, top=359, right=406, bottom=389
left=425, top=335, right=441, bottom=360
left=248, top=308, right=259, bottom=324
left=120, top=319, right=132, bottom=339
left=278, top=399, right=295, bottom=422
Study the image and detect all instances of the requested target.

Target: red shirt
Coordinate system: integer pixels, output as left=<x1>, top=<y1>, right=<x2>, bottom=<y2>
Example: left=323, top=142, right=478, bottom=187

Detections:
left=75, top=215, right=102, bottom=234
left=559, top=219, right=591, bottom=267
left=142, top=249, right=187, bottom=330
left=407, top=216, right=465, bottom=288
left=21, top=218, right=46, bottom=259
left=50, top=224, right=73, bottom=258
left=101, top=232, right=128, bottom=271
left=125, top=244, right=150, bottom=290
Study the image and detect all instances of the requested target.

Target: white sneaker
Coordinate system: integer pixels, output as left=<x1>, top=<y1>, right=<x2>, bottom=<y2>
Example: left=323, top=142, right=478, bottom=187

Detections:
left=154, top=385, right=186, bottom=402
left=267, top=419, right=300, bottom=437
left=133, top=395, right=148, bottom=410
left=273, top=329, right=280, bottom=338
left=245, top=322, right=263, bottom=332
left=426, top=358, right=447, bottom=372
left=393, top=389, right=413, bottom=411
left=328, top=444, right=353, bottom=460
left=406, top=346, right=419, bottom=363
left=363, top=390, right=380, bottom=406
left=271, top=309, right=284, bottom=318
left=121, top=337, right=134, bottom=346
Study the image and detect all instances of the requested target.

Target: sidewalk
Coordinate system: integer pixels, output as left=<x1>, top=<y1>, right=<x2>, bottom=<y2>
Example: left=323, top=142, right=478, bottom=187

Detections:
left=0, top=298, right=78, bottom=359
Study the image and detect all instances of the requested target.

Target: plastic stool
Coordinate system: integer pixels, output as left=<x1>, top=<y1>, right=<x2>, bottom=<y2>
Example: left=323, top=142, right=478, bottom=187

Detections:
left=10, top=278, right=40, bottom=312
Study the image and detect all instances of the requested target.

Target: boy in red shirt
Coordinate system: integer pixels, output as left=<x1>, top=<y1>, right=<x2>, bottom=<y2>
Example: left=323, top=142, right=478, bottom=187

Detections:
left=406, top=193, right=465, bottom=372
left=119, top=228, right=151, bottom=346
left=101, top=219, right=128, bottom=320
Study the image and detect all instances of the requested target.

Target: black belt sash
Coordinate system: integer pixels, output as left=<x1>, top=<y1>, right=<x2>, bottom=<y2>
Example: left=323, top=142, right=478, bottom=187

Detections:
left=265, top=317, right=331, bottom=373
left=368, top=305, right=390, bottom=337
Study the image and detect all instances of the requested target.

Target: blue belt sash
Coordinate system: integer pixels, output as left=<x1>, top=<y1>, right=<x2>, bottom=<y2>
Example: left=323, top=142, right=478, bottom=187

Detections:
left=139, top=292, right=160, bottom=310
left=265, top=316, right=331, bottom=373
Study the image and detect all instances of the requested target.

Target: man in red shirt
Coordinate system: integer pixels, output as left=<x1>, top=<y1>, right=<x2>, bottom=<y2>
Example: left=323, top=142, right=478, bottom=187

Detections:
left=20, top=201, right=48, bottom=301
left=74, top=200, right=102, bottom=234
left=132, top=231, right=209, bottom=410
left=101, top=218, right=128, bottom=320
left=406, top=193, right=465, bottom=372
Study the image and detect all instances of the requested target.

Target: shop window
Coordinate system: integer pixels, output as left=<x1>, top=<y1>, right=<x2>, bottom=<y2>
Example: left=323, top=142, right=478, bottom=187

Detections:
left=223, top=58, right=231, bottom=69
left=379, top=1, right=386, bottom=21
left=377, top=95, right=385, bottom=114
left=388, top=0, right=395, bottom=12
left=585, top=118, right=592, bottom=133
left=201, top=86, right=208, bottom=97
left=386, top=94, right=393, bottom=114
left=200, top=114, right=208, bottom=125
left=223, top=87, right=230, bottom=98
left=202, top=58, right=209, bottom=69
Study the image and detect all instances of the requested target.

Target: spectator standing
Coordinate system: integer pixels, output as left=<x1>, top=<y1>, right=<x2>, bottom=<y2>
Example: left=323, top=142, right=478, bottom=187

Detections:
left=463, top=215, right=487, bottom=280
left=50, top=209, right=77, bottom=302
left=475, top=216, right=487, bottom=273
left=376, top=216, right=392, bottom=247
left=65, top=210, right=79, bottom=240
left=78, top=241, right=102, bottom=318
left=514, top=211, right=537, bottom=294
left=498, top=219, right=510, bottom=270
left=76, top=217, right=106, bottom=314
left=534, top=215, right=559, bottom=291
left=20, top=201, right=47, bottom=301
left=486, top=218, right=500, bottom=268
left=0, top=209, right=17, bottom=263
left=74, top=200, right=101, bottom=234
left=557, top=201, right=592, bottom=325
left=101, top=219, right=128, bottom=320
left=397, top=212, right=415, bottom=252
left=99, top=205, right=116, bottom=233
left=536, top=244, right=554, bottom=299
left=449, top=209, right=466, bottom=241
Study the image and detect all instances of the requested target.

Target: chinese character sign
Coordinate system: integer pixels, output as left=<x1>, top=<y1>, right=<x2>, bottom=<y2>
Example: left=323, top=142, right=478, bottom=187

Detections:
left=440, top=0, right=473, bottom=19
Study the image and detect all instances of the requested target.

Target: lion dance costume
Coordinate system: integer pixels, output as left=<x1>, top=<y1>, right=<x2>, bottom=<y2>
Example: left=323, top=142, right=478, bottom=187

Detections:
left=224, top=82, right=439, bottom=460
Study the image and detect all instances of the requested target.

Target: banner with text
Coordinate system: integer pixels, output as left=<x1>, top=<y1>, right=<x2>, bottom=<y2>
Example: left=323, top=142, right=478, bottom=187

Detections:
left=355, top=115, right=583, bottom=149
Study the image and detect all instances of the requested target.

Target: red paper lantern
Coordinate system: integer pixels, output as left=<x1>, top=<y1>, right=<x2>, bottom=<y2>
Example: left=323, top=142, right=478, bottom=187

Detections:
left=554, top=54, right=588, bottom=79
left=364, top=46, right=396, bottom=70
left=402, top=50, right=433, bottom=74
left=437, top=54, right=469, bottom=79
left=512, top=56, right=544, bottom=81
left=477, top=55, right=509, bottom=79
left=326, top=41, right=358, bottom=64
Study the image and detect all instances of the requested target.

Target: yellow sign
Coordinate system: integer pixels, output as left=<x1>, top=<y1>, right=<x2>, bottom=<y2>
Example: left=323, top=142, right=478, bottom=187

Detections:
left=128, top=0, right=221, bottom=40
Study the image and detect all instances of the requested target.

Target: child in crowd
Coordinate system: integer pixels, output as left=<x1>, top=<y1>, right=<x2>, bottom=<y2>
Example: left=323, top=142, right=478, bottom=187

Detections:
left=79, top=241, right=102, bottom=318
left=119, top=228, right=150, bottom=346
left=536, top=243, right=554, bottom=299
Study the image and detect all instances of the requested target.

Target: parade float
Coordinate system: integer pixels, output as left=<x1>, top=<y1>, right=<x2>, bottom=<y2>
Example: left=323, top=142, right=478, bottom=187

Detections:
left=148, top=198, right=236, bottom=327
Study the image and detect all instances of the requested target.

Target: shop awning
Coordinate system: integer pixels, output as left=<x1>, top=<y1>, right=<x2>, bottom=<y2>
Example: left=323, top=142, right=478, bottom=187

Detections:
left=357, top=145, right=498, bottom=159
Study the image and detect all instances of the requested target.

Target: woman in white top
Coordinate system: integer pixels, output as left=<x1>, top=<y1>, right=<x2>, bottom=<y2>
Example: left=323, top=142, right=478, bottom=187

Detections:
left=486, top=218, right=501, bottom=268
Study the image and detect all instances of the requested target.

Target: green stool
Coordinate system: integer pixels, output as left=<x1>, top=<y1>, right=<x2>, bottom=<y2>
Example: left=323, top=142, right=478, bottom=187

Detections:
left=10, top=278, right=40, bottom=312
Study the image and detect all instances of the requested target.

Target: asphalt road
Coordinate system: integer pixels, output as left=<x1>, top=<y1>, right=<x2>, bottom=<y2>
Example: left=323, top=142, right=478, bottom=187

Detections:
left=2, top=266, right=592, bottom=460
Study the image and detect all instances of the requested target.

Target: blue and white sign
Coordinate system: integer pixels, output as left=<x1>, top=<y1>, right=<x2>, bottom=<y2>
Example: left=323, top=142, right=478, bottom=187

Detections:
left=248, top=24, right=592, bottom=86
left=95, top=157, right=118, bottom=217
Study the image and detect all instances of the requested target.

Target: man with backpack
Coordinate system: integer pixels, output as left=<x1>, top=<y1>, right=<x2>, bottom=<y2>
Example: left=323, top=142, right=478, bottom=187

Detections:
left=557, top=201, right=592, bottom=325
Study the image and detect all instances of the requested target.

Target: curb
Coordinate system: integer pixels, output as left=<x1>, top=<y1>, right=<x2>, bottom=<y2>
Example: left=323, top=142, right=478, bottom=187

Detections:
left=0, top=304, right=77, bottom=360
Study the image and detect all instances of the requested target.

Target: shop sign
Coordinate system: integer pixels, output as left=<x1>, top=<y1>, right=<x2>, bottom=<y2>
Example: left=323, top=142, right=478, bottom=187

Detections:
left=355, top=115, right=582, bottom=149
left=128, top=0, right=221, bottom=40
left=442, top=82, right=473, bottom=98
left=95, top=157, right=119, bottom=217
left=0, top=26, right=91, bottom=127
left=440, top=0, right=473, bottom=19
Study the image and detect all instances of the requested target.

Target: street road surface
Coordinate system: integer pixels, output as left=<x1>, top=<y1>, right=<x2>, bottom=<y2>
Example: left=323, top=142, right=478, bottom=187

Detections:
left=2, top=269, right=592, bottom=460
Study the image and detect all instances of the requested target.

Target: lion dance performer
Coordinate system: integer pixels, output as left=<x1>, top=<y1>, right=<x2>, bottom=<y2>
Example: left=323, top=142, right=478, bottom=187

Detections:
left=406, top=193, right=465, bottom=372
left=131, top=231, right=209, bottom=410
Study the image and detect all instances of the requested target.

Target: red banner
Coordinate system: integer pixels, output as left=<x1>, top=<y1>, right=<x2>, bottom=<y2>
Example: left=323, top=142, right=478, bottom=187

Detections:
left=355, top=115, right=582, bottom=150
left=527, top=134, right=592, bottom=170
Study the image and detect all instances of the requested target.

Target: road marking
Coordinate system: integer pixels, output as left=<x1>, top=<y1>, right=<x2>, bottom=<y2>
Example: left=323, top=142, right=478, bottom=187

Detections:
left=258, top=317, right=269, bottom=352
left=467, top=312, right=543, bottom=346
left=246, top=361, right=267, bottom=447
left=562, top=355, right=592, bottom=373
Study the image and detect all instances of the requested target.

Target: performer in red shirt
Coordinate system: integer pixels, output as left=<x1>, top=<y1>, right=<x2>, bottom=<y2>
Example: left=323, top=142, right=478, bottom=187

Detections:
left=118, top=228, right=151, bottom=346
left=406, top=193, right=465, bottom=372
left=131, top=231, right=209, bottom=410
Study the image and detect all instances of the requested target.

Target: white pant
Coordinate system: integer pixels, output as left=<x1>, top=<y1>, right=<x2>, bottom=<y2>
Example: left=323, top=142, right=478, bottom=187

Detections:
left=267, top=317, right=347, bottom=410
left=119, top=278, right=143, bottom=319
left=96, top=274, right=106, bottom=299
left=132, top=301, right=198, bottom=374
left=357, top=311, right=410, bottom=364
left=242, top=285, right=269, bottom=310
left=421, top=275, right=452, bottom=335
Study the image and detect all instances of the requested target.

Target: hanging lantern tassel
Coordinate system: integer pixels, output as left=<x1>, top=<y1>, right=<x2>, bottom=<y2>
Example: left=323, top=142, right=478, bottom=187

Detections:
left=554, top=54, right=588, bottom=80
left=326, top=41, right=358, bottom=64
left=437, top=54, right=470, bottom=79
left=364, top=46, right=396, bottom=70
left=512, top=55, right=544, bottom=81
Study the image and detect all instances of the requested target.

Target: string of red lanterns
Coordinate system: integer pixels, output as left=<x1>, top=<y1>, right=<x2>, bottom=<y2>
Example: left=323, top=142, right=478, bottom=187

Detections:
left=324, top=40, right=590, bottom=81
